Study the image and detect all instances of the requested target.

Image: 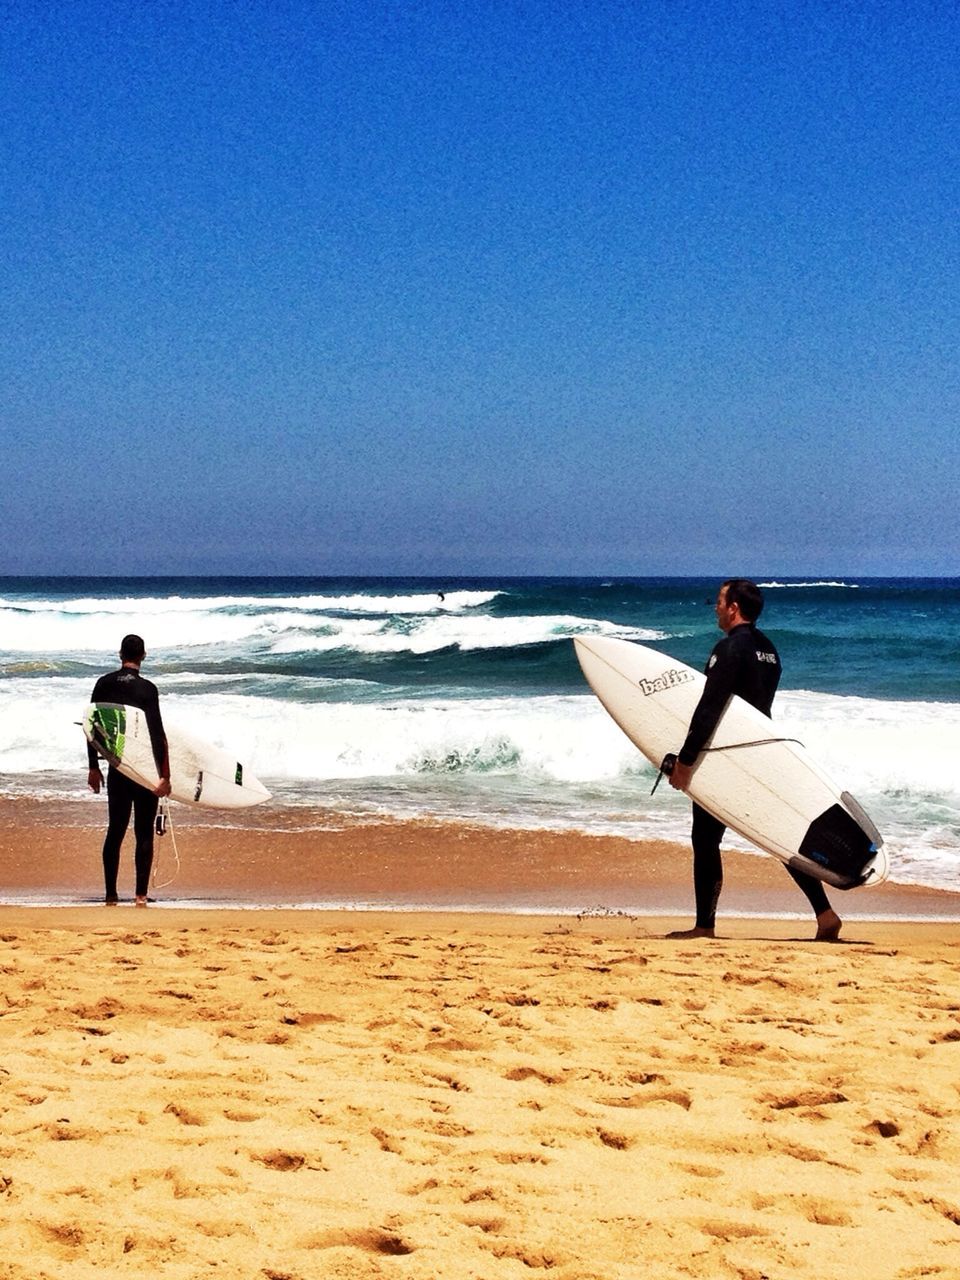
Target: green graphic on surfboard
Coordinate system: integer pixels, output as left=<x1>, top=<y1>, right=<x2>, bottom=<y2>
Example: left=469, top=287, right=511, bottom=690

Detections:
left=86, top=704, right=126, bottom=764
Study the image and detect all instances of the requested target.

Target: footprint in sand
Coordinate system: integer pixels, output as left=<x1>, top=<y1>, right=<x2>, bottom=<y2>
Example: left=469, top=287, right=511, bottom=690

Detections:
left=300, top=1227, right=415, bottom=1255
left=250, top=1150, right=306, bottom=1171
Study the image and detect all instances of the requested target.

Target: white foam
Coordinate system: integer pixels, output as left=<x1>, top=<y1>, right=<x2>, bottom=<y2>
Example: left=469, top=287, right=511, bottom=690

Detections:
left=268, top=614, right=664, bottom=656
left=0, top=607, right=276, bottom=653
left=293, top=591, right=499, bottom=614
left=5, top=677, right=957, bottom=792
left=0, top=599, right=658, bottom=658
left=775, top=690, right=960, bottom=796
left=0, top=591, right=501, bottom=655
left=0, top=589, right=500, bottom=615
left=758, top=581, right=859, bottom=589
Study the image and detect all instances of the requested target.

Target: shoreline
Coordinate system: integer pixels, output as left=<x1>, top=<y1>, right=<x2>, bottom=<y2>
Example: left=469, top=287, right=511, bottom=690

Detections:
left=2, top=795, right=958, bottom=923
left=2, top=907, right=960, bottom=950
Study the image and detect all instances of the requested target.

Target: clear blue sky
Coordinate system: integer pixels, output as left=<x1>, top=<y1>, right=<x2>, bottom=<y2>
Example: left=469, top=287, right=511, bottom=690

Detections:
left=3, top=1, right=958, bottom=576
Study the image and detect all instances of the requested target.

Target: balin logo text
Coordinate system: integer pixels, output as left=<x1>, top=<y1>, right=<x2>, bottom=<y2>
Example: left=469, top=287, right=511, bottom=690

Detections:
left=638, top=669, right=695, bottom=696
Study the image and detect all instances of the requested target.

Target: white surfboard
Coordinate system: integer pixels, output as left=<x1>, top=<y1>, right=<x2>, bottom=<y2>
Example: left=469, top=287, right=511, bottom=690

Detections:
left=84, top=703, right=271, bottom=809
left=574, top=636, right=888, bottom=890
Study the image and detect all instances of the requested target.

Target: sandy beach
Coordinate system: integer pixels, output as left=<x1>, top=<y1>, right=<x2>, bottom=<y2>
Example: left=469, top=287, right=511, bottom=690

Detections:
left=2, top=800, right=960, bottom=1278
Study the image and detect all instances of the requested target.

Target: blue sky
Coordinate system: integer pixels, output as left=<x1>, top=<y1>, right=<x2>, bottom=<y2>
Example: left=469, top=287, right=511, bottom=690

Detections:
left=3, top=1, right=958, bottom=576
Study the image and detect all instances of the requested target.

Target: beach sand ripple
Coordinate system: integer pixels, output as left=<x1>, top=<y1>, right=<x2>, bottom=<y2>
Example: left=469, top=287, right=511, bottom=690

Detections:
left=1, top=911, right=959, bottom=1279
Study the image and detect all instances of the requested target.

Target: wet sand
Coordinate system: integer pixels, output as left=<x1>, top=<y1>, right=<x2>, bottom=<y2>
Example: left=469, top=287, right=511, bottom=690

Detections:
left=1, top=796, right=957, bottom=920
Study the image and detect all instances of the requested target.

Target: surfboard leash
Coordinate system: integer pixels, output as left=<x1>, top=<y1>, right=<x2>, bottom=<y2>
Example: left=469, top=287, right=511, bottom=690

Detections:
left=151, top=797, right=181, bottom=889
left=651, top=737, right=806, bottom=794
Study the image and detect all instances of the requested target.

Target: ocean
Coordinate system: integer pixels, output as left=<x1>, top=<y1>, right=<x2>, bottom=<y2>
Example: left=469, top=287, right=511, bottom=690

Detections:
left=1, top=576, right=958, bottom=894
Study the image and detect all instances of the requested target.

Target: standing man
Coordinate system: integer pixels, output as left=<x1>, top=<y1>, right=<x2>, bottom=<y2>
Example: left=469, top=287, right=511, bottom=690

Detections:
left=87, top=635, right=171, bottom=906
left=668, top=579, right=842, bottom=942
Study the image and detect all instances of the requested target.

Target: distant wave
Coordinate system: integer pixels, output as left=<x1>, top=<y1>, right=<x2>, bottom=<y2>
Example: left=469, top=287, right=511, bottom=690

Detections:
left=758, top=581, right=859, bottom=590
left=268, top=615, right=666, bottom=656
left=0, top=589, right=501, bottom=616
left=0, top=591, right=506, bottom=655
left=0, top=597, right=665, bottom=657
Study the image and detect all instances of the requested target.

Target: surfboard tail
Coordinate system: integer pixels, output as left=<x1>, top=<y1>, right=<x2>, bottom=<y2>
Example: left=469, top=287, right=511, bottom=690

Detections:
left=794, top=796, right=887, bottom=890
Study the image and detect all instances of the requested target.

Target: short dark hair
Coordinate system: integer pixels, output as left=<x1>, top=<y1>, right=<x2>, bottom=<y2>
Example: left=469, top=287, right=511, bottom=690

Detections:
left=721, top=579, right=764, bottom=622
left=119, top=634, right=146, bottom=662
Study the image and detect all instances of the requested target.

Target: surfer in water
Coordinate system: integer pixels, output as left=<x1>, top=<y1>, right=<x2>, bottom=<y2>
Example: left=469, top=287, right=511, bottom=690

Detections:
left=667, top=580, right=843, bottom=942
left=86, top=635, right=171, bottom=907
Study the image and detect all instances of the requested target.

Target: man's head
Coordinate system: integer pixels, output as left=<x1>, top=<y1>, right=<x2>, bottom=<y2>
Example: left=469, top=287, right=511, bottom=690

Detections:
left=119, top=634, right=146, bottom=665
left=716, top=579, right=764, bottom=632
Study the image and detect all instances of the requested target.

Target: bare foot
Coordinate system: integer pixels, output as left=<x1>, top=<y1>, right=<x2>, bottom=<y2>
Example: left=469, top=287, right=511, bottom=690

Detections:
left=666, top=926, right=716, bottom=940
left=134, top=896, right=148, bottom=908
left=815, top=910, right=842, bottom=941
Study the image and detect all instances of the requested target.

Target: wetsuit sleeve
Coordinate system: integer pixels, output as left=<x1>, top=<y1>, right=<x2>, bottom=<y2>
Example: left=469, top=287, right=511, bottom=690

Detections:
left=678, top=641, right=741, bottom=766
left=143, top=684, right=170, bottom=780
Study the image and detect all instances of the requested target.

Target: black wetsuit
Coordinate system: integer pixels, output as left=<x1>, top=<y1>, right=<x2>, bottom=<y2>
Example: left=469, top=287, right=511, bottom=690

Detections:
left=88, top=666, right=169, bottom=900
left=680, top=623, right=830, bottom=929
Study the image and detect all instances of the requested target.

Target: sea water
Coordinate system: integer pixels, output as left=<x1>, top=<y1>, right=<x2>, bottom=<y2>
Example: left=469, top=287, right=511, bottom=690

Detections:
left=1, top=576, right=958, bottom=893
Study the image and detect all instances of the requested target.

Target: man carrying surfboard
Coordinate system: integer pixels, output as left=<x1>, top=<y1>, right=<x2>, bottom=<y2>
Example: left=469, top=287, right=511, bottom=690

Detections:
left=667, top=580, right=843, bottom=942
left=86, top=635, right=171, bottom=906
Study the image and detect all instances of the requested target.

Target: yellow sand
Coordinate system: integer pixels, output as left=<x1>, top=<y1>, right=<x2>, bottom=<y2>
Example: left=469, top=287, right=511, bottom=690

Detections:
left=1, top=905, right=959, bottom=1280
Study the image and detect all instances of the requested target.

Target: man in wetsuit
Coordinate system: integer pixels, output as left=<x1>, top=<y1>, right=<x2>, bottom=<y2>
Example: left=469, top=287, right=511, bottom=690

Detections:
left=87, top=635, right=171, bottom=906
left=667, top=580, right=842, bottom=942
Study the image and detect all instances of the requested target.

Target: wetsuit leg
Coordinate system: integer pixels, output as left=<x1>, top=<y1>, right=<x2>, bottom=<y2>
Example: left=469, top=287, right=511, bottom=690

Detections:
left=131, top=784, right=159, bottom=899
left=103, top=768, right=134, bottom=900
left=785, top=865, right=831, bottom=916
left=691, top=803, right=726, bottom=929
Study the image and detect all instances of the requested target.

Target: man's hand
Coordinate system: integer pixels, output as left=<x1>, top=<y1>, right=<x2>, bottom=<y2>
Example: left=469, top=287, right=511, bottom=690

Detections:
left=668, top=760, right=694, bottom=791
left=88, top=767, right=103, bottom=794
left=155, top=778, right=172, bottom=798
